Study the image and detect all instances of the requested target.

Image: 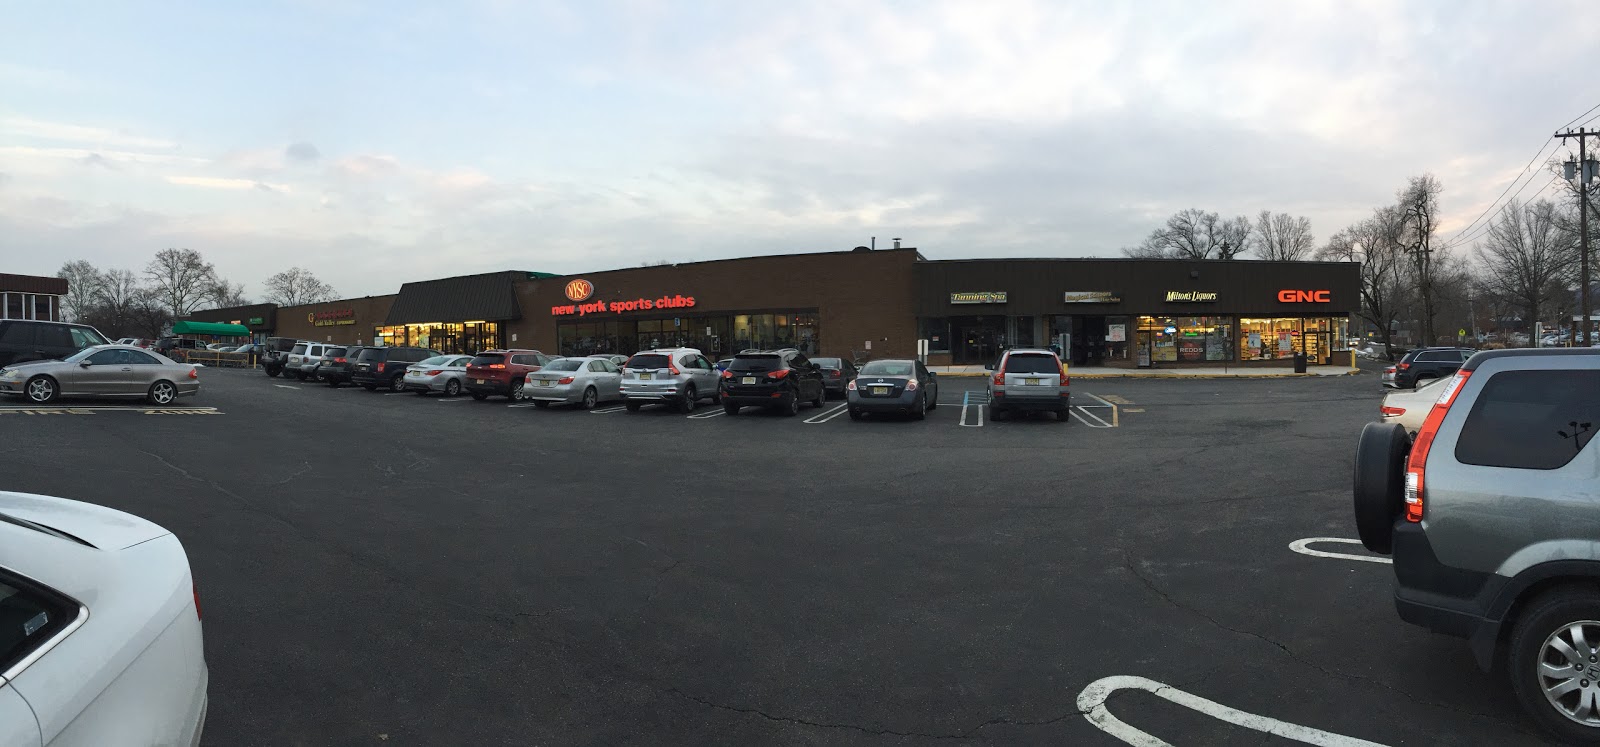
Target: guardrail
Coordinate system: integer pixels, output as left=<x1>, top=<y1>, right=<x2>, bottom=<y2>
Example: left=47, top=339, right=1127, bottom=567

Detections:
left=172, top=350, right=259, bottom=369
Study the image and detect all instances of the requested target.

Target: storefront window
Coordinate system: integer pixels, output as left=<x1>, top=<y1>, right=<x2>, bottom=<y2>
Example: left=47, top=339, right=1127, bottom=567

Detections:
left=1138, top=316, right=1233, bottom=363
left=374, top=322, right=503, bottom=354
left=919, top=319, right=951, bottom=353
left=560, top=310, right=817, bottom=358
left=1238, top=318, right=1344, bottom=363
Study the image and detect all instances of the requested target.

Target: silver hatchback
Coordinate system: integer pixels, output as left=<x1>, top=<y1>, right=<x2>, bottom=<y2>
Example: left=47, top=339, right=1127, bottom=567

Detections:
left=984, top=348, right=1069, bottom=421
left=620, top=348, right=720, bottom=413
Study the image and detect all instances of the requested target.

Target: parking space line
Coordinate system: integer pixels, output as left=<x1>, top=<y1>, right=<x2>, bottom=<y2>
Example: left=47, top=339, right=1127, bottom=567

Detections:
left=591, top=405, right=629, bottom=414
left=382, top=392, right=412, bottom=396
left=1288, top=537, right=1392, bottom=565
left=803, top=404, right=849, bottom=424
left=437, top=397, right=472, bottom=402
left=1071, top=406, right=1115, bottom=428
left=687, top=410, right=724, bottom=419
left=1077, top=392, right=1120, bottom=426
left=1077, top=675, right=1386, bottom=746
left=959, top=391, right=984, bottom=427
left=273, top=384, right=299, bottom=390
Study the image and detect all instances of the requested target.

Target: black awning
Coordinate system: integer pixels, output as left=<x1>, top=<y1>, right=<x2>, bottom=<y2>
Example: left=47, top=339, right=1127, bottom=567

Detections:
left=384, top=271, right=523, bottom=325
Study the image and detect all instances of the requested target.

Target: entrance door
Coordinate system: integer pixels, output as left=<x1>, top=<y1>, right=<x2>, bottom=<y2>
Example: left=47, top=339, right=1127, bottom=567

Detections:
left=952, top=317, right=1004, bottom=365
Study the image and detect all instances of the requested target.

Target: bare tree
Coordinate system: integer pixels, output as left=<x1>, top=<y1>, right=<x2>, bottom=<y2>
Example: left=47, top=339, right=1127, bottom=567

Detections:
left=208, top=280, right=250, bottom=308
left=262, top=267, right=337, bottom=306
left=1318, top=206, right=1408, bottom=358
left=144, top=248, right=218, bottom=317
left=1398, top=174, right=1445, bottom=344
left=55, top=260, right=104, bottom=322
left=1122, top=209, right=1251, bottom=260
left=1253, top=211, right=1316, bottom=261
left=1475, top=199, right=1578, bottom=346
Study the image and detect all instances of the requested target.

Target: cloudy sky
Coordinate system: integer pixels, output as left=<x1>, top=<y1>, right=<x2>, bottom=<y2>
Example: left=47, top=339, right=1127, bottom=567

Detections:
left=2, top=1, right=1597, bottom=299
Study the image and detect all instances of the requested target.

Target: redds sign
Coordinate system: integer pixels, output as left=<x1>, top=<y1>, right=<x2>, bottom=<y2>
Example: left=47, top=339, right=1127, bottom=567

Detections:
left=565, top=279, right=594, bottom=302
left=1277, top=290, right=1332, bottom=303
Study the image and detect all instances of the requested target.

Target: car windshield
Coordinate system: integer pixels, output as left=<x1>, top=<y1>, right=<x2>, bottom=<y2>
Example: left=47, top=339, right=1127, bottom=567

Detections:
left=730, top=355, right=781, bottom=372
left=1004, top=354, right=1059, bottom=374
left=859, top=360, right=913, bottom=376
left=811, top=357, right=842, bottom=367
left=543, top=359, right=584, bottom=372
left=627, top=354, right=672, bottom=369
left=470, top=354, right=506, bottom=366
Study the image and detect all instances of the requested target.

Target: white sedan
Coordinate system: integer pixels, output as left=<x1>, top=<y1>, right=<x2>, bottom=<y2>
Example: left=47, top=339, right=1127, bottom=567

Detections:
left=0, top=491, right=207, bottom=747
left=1378, top=376, right=1446, bottom=436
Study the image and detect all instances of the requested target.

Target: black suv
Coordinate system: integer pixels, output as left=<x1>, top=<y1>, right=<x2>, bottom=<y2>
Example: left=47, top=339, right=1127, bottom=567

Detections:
left=0, top=320, right=110, bottom=367
left=319, top=346, right=371, bottom=387
left=350, top=346, right=440, bottom=391
left=720, top=348, right=827, bottom=416
left=260, top=337, right=300, bottom=377
left=1393, top=347, right=1473, bottom=389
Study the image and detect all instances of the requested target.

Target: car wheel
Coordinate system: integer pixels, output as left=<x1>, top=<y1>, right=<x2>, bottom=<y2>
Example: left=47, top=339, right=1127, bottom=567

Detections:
left=723, top=403, right=739, bottom=416
left=812, top=385, right=825, bottom=409
left=389, top=375, right=405, bottom=393
left=471, top=392, right=488, bottom=401
left=1352, top=421, right=1411, bottom=554
left=147, top=380, right=177, bottom=405
left=363, top=384, right=378, bottom=391
left=626, top=402, right=642, bottom=412
left=681, top=384, right=697, bottom=413
left=581, top=387, right=598, bottom=410
left=782, top=393, right=800, bottom=416
left=848, top=407, right=862, bottom=420
left=328, top=378, right=341, bottom=388
left=509, top=380, right=524, bottom=400
left=444, top=379, right=461, bottom=397
left=927, top=385, right=938, bottom=410
left=534, top=400, right=550, bottom=408
left=266, top=367, right=280, bottom=378
left=1056, top=408, right=1070, bottom=422
left=24, top=375, right=57, bottom=404
left=1509, top=589, right=1600, bottom=742
left=912, top=393, right=926, bottom=420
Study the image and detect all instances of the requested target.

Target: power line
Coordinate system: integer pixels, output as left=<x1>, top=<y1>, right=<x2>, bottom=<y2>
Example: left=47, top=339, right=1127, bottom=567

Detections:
left=1437, top=139, right=1560, bottom=249
left=1440, top=173, right=1564, bottom=251
left=1559, top=102, right=1600, bottom=131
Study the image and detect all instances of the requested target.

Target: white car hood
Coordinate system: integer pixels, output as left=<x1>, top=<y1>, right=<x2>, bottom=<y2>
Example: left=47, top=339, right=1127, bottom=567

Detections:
left=0, top=491, right=170, bottom=550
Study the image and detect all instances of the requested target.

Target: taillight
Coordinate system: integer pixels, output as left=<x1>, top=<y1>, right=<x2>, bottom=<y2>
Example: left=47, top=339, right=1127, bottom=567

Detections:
left=847, top=379, right=857, bottom=390
left=721, top=369, right=733, bottom=379
left=335, top=357, right=347, bottom=364
left=1398, top=362, right=1410, bottom=371
left=425, top=370, right=443, bottom=376
left=1380, top=405, right=1405, bottom=417
left=193, top=581, right=201, bottom=620
left=488, top=364, right=506, bottom=369
left=668, top=360, right=681, bottom=375
left=830, top=370, right=841, bottom=377
left=905, top=378, right=919, bottom=390
left=557, top=376, right=574, bottom=385
left=991, top=371, right=1003, bottom=386
left=1385, top=367, right=1395, bottom=374
left=767, top=369, right=791, bottom=380
left=188, top=368, right=199, bottom=379
left=1404, top=370, right=1472, bottom=522
left=376, top=363, right=385, bottom=373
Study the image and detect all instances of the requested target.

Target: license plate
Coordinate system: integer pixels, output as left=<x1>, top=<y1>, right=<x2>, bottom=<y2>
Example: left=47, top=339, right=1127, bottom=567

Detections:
left=540, top=379, right=554, bottom=386
left=475, top=379, right=486, bottom=384
left=408, top=371, right=421, bottom=376
left=640, top=372, right=653, bottom=380
left=1024, top=379, right=1040, bottom=386
left=871, top=386, right=890, bottom=395
left=741, top=377, right=757, bottom=385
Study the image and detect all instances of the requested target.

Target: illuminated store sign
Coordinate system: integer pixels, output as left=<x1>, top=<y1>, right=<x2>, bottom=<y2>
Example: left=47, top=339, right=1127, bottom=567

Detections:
left=551, top=294, right=697, bottom=317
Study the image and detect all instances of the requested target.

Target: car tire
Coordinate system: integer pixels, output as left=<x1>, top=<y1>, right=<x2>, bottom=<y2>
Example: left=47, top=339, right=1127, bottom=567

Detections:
left=848, top=407, right=862, bottom=420
left=509, top=380, right=524, bottom=400
left=1352, top=421, right=1411, bottom=554
left=444, top=379, right=461, bottom=397
left=626, top=402, right=641, bottom=412
left=328, top=378, right=341, bottom=388
left=1056, top=409, right=1070, bottom=422
left=266, top=367, right=280, bottom=378
left=681, top=385, right=697, bottom=413
left=811, top=385, right=825, bottom=409
left=389, top=376, right=405, bottom=393
left=364, top=384, right=378, bottom=391
left=781, top=393, right=800, bottom=416
left=1412, top=375, right=1435, bottom=389
left=927, top=386, right=938, bottom=409
left=534, top=401, right=550, bottom=408
left=724, top=403, right=739, bottom=416
left=147, top=380, right=178, bottom=405
left=24, top=375, right=58, bottom=404
left=1508, top=588, right=1600, bottom=743
left=471, top=392, right=488, bottom=401
left=581, top=387, right=598, bottom=410
left=912, top=393, right=926, bottom=420
left=991, top=406, right=1007, bottom=421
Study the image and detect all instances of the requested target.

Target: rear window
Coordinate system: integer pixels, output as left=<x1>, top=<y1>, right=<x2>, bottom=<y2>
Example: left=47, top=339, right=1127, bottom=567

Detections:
left=470, top=354, right=505, bottom=366
left=357, top=348, right=385, bottom=361
left=628, top=354, right=672, bottom=370
left=291, top=344, right=308, bottom=355
left=860, top=360, right=914, bottom=376
left=1, top=576, right=75, bottom=672
left=1454, top=370, right=1600, bottom=470
left=811, top=358, right=842, bottom=367
left=544, top=359, right=584, bottom=372
left=730, top=355, right=781, bottom=372
left=326, top=347, right=347, bottom=357
left=1003, top=353, right=1060, bottom=374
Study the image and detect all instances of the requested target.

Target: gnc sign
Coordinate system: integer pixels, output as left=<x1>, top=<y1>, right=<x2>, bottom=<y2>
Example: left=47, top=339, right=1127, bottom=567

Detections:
left=1278, top=289, right=1331, bottom=303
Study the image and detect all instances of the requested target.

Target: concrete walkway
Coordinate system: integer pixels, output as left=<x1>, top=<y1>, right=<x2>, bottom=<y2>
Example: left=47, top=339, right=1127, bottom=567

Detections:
left=929, top=364, right=1360, bottom=379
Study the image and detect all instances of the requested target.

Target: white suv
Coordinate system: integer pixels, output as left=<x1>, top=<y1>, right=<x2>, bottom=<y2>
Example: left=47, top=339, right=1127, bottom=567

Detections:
left=284, top=342, right=327, bottom=382
left=620, top=347, right=720, bottom=413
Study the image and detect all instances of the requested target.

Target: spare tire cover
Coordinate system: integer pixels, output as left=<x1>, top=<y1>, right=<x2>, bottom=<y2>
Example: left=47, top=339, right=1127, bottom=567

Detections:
left=1353, top=421, right=1411, bottom=554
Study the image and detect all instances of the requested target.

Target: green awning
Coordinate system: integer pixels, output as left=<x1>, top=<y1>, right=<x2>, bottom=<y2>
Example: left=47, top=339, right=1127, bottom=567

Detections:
left=170, top=321, right=251, bottom=337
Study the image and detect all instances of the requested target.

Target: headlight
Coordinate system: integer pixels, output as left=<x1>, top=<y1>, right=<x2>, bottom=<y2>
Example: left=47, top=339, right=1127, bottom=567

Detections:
left=0, top=369, right=20, bottom=380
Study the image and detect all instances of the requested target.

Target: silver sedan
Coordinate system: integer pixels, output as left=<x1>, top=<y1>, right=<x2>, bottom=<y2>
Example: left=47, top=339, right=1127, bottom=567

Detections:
left=0, top=345, right=200, bottom=405
left=520, top=356, right=623, bottom=409
left=401, top=355, right=475, bottom=396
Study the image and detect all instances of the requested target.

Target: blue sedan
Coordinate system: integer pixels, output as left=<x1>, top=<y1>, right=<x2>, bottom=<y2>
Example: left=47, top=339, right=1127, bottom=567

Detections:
left=847, top=359, right=938, bottom=420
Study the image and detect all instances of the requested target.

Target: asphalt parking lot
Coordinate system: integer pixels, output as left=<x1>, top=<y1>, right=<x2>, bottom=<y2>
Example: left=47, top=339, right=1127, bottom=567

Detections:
left=1, top=367, right=1548, bottom=745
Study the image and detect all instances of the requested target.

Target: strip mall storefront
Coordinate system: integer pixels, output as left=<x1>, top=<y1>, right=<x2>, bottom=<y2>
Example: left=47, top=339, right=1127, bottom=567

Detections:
left=913, top=259, right=1360, bottom=367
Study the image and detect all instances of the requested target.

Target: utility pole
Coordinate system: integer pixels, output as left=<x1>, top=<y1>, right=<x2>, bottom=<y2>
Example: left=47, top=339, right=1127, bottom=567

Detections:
left=1557, top=126, right=1599, bottom=346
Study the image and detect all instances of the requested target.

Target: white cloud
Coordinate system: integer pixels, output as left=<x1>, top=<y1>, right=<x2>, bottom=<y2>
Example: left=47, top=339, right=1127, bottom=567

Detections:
left=0, top=117, right=177, bottom=150
left=167, top=175, right=291, bottom=193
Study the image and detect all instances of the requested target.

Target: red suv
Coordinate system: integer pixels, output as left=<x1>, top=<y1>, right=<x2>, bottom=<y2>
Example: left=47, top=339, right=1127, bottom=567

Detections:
left=465, top=349, right=552, bottom=400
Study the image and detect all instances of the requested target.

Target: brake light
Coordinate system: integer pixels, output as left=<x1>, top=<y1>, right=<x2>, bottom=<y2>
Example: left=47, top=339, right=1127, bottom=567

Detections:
left=557, top=377, right=574, bottom=385
left=1404, top=370, right=1471, bottom=522
left=992, top=371, right=1003, bottom=386
left=767, top=369, right=791, bottom=380
left=848, top=379, right=857, bottom=390
left=188, top=368, right=199, bottom=379
left=722, top=369, right=733, bottom=379
left=668, top=360, right=681, bottom=375
left=1398, top=362, right=1410, bottom=371
left=1380, top=405, right=1405, bottom=417
left=489, top=364, right=506, bottom=369
left=335, top=357, right=347, bottom=364
left=376, top=363, right=385, bottom=373
left=1385, top=367, right=1395, bottom=374
left=905, top=378, right=919, bottom=390
left=425, top=370, right=443, bottom=376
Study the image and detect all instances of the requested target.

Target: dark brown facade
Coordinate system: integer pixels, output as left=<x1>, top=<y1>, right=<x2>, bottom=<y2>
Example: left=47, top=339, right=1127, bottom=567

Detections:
left=276, top=296, right=397, bottom=345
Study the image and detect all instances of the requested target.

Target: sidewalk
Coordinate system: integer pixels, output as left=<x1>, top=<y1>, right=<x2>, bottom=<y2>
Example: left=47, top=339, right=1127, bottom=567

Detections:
left=928, top=364, right=1361, bottom=379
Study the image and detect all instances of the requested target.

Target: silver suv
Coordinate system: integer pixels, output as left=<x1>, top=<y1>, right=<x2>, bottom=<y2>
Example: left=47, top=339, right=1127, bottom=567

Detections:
left=1354, top=348, right=1600, bottom=742
left=620, top=347, right=719, bottom=413
left=285, top=342, right=328, bottom=381
left=984, top=348, right=1069, bottom=421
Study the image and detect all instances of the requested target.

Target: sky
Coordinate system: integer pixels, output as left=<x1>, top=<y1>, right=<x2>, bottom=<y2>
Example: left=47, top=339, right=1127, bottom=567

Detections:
left=2, top=0, right=1598, bottom=300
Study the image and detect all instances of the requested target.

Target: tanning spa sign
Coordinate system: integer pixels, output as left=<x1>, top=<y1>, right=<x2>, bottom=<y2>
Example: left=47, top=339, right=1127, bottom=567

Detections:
left=1164, top=290, right=1219, bottom=302
left=950, top=291, right=1007, bottom=305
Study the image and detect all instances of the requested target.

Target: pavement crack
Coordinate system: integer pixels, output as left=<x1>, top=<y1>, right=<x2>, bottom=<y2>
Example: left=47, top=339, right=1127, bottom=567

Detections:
left=271, top=462, right=312, bottom=485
